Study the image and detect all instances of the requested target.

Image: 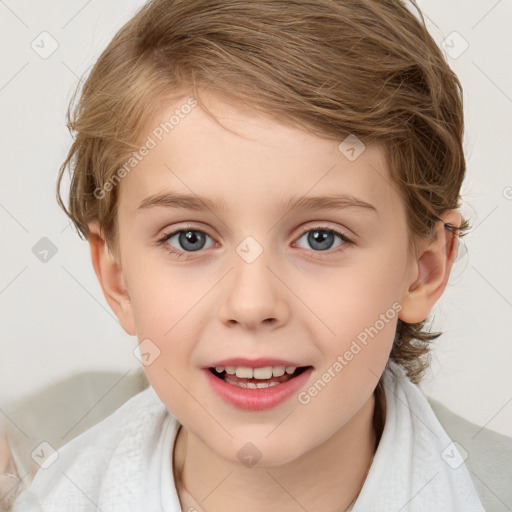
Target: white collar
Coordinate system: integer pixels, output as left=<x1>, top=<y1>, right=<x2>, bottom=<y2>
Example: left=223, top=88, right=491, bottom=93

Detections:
left=159, top=360, right=485, bottom=511
left=350, top=360, right=485, bottom=511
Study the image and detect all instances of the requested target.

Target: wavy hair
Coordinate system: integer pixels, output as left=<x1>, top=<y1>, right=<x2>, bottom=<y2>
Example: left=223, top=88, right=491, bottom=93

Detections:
left=57, top=0, right=469, bottom=392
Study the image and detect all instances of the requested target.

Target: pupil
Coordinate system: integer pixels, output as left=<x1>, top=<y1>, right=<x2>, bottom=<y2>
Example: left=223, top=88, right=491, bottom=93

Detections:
left=180, top=230, right=205, bottom=251
left=309, top=230, right=334, bottom=251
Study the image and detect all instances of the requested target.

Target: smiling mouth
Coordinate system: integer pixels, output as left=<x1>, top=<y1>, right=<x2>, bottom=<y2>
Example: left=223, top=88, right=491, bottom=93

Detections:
left=209, top=366, right=312, bottom=388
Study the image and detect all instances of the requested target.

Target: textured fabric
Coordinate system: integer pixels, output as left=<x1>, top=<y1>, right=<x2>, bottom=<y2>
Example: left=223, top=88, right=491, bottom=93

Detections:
left=2, top=370, right=150, bottom=488
left=11, top=384, right=172, bottom=511
left=11, top=360, right=486, bottom=511
left=350, top=360, right=486, bottom=511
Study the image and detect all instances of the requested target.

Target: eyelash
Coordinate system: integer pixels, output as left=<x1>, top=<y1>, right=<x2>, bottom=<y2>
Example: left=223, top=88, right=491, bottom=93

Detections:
left=156, top=225, right=354, bottom=260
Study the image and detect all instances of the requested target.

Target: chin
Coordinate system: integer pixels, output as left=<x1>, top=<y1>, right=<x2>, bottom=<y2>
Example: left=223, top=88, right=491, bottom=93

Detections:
left=210, top=433, right=309, bottom=468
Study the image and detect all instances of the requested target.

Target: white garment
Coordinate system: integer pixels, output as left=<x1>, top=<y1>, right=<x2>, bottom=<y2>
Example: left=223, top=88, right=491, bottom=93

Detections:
left=12, top=360, right=485, bottom=511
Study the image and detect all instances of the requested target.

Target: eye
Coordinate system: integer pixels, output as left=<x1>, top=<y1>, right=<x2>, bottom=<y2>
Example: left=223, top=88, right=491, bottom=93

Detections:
left=156, top=227, right=215, bottom=258
left=294, top=226, right=353, bottom=253
left=156, top=224, right=354, bottom=260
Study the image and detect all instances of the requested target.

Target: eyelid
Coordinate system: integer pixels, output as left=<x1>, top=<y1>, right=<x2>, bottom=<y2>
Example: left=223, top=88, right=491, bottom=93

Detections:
left=157, top=220, right=210, bottom=237
left=156, top=222, right=352, bottom=241
left=156, top=222, right=354, bottom=257
left=156, top=223, right=216, bottom=246
left=295, top=222, right=355, bottom=242
left=155, top=225, right=216, bottom=261
left=296, top=222, right=350, bottom=236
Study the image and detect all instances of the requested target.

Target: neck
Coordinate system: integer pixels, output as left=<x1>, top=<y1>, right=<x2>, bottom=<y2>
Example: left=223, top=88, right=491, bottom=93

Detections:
left=173, top=388, right=385, bottom=512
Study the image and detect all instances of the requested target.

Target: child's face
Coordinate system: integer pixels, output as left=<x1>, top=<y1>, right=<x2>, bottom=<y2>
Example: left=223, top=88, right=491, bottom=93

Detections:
left=92, top=92, right=444, bottom=465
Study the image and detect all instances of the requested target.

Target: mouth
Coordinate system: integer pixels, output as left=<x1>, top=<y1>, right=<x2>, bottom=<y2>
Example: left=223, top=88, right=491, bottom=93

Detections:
left=204, top=362, right=314, bottom=410
left=208, top=365, right=312, bottom=389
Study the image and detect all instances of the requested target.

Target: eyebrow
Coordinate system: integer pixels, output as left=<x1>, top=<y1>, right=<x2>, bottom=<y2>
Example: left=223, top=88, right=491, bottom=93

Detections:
left=280, top=194, right=378, bottom=216
left=136, top=192, right=379, bottom=216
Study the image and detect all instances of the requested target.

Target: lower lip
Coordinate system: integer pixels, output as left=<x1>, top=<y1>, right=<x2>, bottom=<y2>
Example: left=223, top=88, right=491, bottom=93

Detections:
left=204, top=367, right=313, bottom=411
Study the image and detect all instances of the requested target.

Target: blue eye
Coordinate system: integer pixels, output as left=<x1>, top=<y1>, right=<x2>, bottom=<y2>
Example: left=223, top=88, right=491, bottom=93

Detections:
left=295, top=227, right=352, bottom=252
left=156, top=225, right=353, bottom=260
left=157, top=228, right=215, bottom=258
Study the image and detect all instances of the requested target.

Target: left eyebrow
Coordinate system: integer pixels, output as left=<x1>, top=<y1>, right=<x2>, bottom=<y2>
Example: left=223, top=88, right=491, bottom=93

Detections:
left=137, top=193, right=228, bottom=213
left=136, top=192, right=379, bottom=216
left=279, top=194, right=379, bottom=217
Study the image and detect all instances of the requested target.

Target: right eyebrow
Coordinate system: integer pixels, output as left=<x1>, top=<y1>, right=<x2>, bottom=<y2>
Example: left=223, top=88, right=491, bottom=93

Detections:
left=137, top=192, right=228, bottom=213
left=136, top=191, right=379, bottom=217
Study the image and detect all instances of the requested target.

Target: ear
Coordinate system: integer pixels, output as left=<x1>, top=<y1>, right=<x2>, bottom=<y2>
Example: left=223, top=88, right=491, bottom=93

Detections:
left=87, top=222, right=136, bottom=335
left=399, top=210, right=461, bottom=324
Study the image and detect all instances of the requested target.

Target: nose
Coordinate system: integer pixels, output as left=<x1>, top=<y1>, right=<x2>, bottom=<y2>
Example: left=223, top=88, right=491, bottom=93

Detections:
left=218, top=247, right=290, bottom=331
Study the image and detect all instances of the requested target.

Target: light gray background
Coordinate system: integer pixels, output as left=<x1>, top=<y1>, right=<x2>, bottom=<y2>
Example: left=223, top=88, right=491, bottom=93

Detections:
left=1, top=0, right=511, bottom=437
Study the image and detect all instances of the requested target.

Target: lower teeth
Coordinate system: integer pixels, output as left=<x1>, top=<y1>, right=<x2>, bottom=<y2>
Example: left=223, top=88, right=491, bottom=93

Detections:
left=224, top=378, right=281, bottom=389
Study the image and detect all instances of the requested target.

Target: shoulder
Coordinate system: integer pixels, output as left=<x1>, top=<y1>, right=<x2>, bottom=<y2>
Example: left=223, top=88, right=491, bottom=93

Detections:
left=427, top=396, right=512, bottom=512
left=380, top=361, right=510, bottom=510
left=12, top=385, right=169, bottom=512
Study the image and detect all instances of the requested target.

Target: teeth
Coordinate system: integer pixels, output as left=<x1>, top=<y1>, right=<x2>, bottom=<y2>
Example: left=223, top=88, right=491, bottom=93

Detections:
left=253, top=367, right=273, bottom=379
left=272, top=366, right=286, bottom=377
left=224, top=378, right=281, bottom=388
left=235, top=366, right=253, bottom=378
left=213, top=365, right=298, bottom=378
left=255, top=381, right=279, bottom=388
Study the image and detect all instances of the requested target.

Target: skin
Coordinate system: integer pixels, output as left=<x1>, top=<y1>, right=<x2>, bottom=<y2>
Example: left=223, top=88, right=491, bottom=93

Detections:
left=88, top=92, right=460, bottom=511
left=0, top=431, right=21, bottom=509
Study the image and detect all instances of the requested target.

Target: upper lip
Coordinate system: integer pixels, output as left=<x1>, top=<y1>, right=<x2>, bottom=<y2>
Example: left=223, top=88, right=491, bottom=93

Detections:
left=206, top=357, right=310, bottom=369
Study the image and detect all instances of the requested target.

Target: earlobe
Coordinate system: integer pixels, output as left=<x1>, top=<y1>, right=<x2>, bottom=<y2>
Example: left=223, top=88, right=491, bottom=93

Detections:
left=399, top=211, right=461, bottom=324
left=87, top=222, right=136, bottom=336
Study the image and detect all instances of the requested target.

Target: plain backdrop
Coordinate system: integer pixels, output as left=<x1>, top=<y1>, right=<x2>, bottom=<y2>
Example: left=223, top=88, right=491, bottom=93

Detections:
left=1, top=0, right=511, bottom=437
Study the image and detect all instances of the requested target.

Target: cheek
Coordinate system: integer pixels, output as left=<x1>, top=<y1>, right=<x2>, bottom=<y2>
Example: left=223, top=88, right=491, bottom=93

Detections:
left=293, top=253, right=404, bottom=381
left=128, top=267, right=206, bottom=417
left=125, top=256, right=212, bottom=335
left=297, top=253, right=405, bottom=336
left=123, top=261, right=207, bottom=389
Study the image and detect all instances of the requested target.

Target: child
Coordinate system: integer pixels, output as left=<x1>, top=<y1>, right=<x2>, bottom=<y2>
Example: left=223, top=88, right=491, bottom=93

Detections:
left=11, top=0, right=488, bottom=510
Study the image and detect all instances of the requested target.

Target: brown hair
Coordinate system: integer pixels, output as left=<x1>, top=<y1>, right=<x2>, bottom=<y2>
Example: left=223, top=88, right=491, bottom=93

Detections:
left=57, top=0, right=469, bottom=386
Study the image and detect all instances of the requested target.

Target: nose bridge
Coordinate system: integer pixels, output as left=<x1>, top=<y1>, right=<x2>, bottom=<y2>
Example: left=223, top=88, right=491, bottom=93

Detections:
left=219, top=235, right=289, bottom=329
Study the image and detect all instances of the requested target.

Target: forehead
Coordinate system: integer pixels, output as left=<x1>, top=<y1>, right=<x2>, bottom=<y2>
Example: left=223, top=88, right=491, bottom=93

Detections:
left=118, top=93, right=401, bottom=221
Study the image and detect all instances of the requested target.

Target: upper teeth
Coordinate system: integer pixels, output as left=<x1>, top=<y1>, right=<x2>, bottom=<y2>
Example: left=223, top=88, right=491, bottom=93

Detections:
left=214, top=365, right=297, bottom=379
